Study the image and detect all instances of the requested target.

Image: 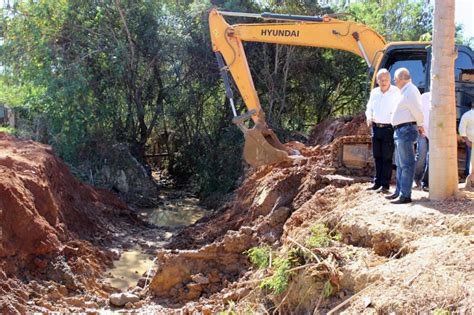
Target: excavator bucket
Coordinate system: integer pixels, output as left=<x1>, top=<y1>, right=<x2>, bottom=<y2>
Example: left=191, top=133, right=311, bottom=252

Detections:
left=242, top=128, right=289, bottom=167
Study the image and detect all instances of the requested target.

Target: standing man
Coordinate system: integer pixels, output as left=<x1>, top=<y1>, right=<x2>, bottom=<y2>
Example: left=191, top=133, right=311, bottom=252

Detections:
left=414, top=92, right=431, bottom=191
left=459, top=101, right=474, bottom=188
left=387, top=68, right=424, bottom=204
left=365, top=69, right=401, bottom=193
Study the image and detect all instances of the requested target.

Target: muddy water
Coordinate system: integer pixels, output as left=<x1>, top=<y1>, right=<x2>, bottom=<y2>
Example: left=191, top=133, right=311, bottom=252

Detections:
left=105, top=248, right=155, bottom=291
left=138, top=195, right=207, bottom=227
left=105, top=191, right=208, bottom=291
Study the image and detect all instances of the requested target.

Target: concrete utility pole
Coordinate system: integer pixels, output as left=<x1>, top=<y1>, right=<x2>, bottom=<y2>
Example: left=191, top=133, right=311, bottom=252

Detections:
left=429, top=0, right=458, bottom=200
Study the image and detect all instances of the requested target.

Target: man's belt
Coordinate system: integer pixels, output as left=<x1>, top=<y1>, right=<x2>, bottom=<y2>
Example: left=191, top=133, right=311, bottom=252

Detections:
left=393, top=121, right=416, bottom=130
left=374, top=123, right=392, bottom=128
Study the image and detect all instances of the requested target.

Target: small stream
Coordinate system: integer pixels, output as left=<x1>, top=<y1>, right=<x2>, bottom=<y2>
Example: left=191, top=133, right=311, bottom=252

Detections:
left=137, top=195, right=207, bottom=227
left=105, top=249, right=155, bottom=291
left=105, top=190, right=208, bottom=291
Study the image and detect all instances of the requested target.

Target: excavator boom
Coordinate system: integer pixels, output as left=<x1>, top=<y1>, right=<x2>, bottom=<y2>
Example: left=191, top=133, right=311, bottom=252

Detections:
left=209, top=9, right=387, bottom=167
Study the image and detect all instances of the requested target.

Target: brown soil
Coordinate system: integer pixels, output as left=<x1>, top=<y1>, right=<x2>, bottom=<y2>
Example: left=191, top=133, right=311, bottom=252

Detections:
left=308, top=112, right=370, bottom=146
left=0, top=132, right=140, bottom=313
left=141, top=119, right=473, bottom=313
left=144, top=171, right=472, bottom=314
left=1, top=109, right=473, bottom=315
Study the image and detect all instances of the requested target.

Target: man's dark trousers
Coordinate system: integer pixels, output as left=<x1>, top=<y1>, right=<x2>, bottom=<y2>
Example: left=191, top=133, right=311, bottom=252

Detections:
left=372, top=125, right=394, bottom=188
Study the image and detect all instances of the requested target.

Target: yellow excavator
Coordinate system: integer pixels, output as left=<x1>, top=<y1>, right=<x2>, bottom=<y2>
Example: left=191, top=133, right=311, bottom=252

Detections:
left=209, top=9, right=474, bottom=169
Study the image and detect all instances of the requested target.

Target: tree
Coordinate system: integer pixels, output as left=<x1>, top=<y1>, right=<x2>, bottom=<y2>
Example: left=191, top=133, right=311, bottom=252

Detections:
left=429, top=0, right=458, bottom=199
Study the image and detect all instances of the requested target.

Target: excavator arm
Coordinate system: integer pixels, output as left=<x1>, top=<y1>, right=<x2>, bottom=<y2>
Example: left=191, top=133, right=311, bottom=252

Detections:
left=209, top=9, right=387, bottom=167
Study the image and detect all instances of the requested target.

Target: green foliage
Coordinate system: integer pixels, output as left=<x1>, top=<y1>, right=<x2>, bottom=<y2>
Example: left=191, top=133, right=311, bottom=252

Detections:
left=433, top=309, right=450, bottom=315
left=245, top=246, right=271, bottom=269
left=253, top=247, right=307, bottom=295
left=0, top=0, right=439, bottom=197
left=322, top=280, right=334, bottom=298
left=332, top=230, right=342, bottom=242
left=349, top=0, right=433, bottom=42
left=260, top=257, right=293, bottom=295
left=0, top=126, right=16, bottom=134
left=306, top=224, right=341, bottom=248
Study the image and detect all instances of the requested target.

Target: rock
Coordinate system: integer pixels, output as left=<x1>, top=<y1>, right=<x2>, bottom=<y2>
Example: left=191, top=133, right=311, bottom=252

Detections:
left=186, top=283, right=203, bottom=300
left=130, top=286, right=142, bottom=294
left=46, top=290, right=62, bottom=300
left=36, top=300, right=55, bottom=311
left=209, top=271, right=220, bottom=283
left=201, top=304, right=213, bottom=315
left=84, top=301, right=99, bottom=309
left=98, top=143, right=159, bottom=205
left=109, top=292, right=140, bottom=307
left=240, top=226, right=253, bottom=235
left=191, top=274, right=210, bottom=285
left=64, top=296, right=84, bottom=307
left=58, top=285, right=68, bottom=296
left=109, top=248, right=121, bottom=260
left=96, top=298, right=107, bottom=307
left=228, top=287, right=251, bottom=302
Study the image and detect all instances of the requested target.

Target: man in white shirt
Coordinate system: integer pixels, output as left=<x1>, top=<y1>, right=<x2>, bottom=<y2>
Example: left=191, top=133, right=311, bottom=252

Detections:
left=459, top=102, right=474, bottom=188
left=365, top=69, right=401, bottom=193
left=414, top=92, right=430, bottom=191
left=386, top=68, right=424, bottom=204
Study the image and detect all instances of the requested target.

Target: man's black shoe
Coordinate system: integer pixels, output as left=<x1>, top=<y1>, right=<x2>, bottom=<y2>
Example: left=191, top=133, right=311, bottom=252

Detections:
left=422, top=186, right=429, bottom=192
left=391, top=196, right=412, bottom=204
left=385, top=193, right=399, bottom=200
left=367, top=184, right=381, bottom=191
left=378, top=187, right=390, bottom=194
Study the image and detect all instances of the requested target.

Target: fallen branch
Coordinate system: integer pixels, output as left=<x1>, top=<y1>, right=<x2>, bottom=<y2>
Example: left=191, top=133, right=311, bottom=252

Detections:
left=287, top=236, right=321, bottom=264
left=326, top=282, right=379, bottom=315
left=273, top=281, right=294, bottom=315
left=288, top=263, right=316, bottom=273
left=312, top=287, right=325, bottom=315
left=404, top=268, right=424, bottom=287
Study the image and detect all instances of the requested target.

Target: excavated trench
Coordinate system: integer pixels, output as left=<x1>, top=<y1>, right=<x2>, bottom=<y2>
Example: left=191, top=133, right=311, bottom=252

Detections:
left=104, top=190, right=208, bottom=293
left=1, top=112, right=473, bottom=314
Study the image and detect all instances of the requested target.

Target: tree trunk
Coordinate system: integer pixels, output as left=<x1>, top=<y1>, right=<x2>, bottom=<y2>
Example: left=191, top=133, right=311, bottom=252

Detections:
left=429, top=0, right=458, bottom=200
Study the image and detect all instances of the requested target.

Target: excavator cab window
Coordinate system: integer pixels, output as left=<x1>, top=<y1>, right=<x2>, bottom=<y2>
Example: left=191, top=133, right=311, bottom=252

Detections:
left=384, top=51, right=428, bottom=93
left=455, top=47, right=474, bottom=120
left=455, top=50, right=473, bottom=80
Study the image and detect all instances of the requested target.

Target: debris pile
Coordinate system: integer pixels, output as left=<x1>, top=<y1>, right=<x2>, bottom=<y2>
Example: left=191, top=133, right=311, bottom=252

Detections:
left=0, top=132, right=134, bottom=313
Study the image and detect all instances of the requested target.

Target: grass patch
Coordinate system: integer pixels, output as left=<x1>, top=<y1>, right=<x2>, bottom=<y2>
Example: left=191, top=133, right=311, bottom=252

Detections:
left=306, top=223, right=341, bottom=248
left=260, top=257, right=293, bottom=295
left=245, top=247, right=305, bottom=295
left=322, top=280, right=335, bottom=298
left=245, top=246, right=271, bottom=269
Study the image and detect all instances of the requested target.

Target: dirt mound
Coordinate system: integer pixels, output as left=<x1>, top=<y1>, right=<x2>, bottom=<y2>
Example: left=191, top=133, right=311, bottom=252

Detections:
left=166, top=144, right=359, bottom=251
left=145, top=142, right=369, bottom=310
left=144, top=133, right=472, bottom=313
left=0, top=132, right=129, bottom=259
left=308, top=112, right=370, bottom=146
left=0, top=132, right=134, bottom=312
